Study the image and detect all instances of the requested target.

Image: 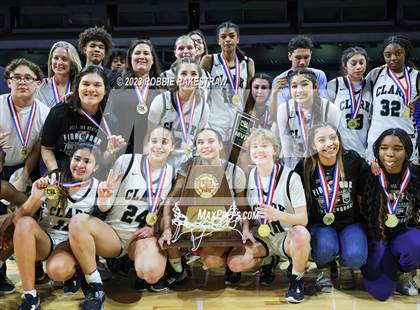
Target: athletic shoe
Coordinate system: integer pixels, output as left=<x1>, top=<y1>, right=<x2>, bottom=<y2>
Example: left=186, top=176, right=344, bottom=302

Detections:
left=149, top=269, right=188, bottom=292
left=35, top=262, right=46, bottom=284
left=339, top=266, right=356, bottom=290
left=18, top=293, right=40, bottom=310
left=0, top=263, right=15, bottom=295
left=224, top=266, right=241, bottom=285
left=259, top=255, right=280, bottom=286
left=330, top=261, right=338, bottom=279
left=134, top=277, right=149, bottom=292
left=81, top=282, right=105, bottom=310
left=63, top=266, right=81, bottom=295
left=316, top=268, right=333, bottom=293
left=285, top=275, right=304, bottom=303
left=396, top=272, right=419, bottom=296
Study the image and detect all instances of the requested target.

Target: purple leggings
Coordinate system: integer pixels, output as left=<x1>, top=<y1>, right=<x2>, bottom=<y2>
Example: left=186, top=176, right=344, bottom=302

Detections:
left=362, top=228, right=420, bottom=301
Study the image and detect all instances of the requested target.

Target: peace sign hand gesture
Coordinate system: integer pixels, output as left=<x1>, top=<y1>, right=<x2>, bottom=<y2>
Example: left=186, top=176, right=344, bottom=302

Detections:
left=98, top=169, right=122, bottom=206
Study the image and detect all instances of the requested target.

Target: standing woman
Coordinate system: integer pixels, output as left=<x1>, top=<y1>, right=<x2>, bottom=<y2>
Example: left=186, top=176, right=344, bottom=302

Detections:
left=361, top=128, right=420, bottom=301
left=158, top=128, right=246, bottom=287
left=295, top=123, right=368, bottom=292
left=147, top=58, right=209, bottom=170
left=366, top=35, right=419, bottom=161
left=226, top=129, right=311, bottom=303
left=36, top=41, right=82, bottom=108
left=188, top=30, right=209, bottom=63
left=109, top=39, right=161, bottom=154
left=69, top=127, right=175, bottom=309
left=14, top=143, right=101, bottom=309
left=201, top=21, right=255, bottom=144
left=328, top=47, right=372, bottom=158
left=41, top=65, right=125, bottom=171
left=277, top=69, right=340, bottom=168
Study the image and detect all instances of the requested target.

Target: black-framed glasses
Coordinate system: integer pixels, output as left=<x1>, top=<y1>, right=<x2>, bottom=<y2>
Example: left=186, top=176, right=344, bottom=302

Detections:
left=9, top=75, right=37, bottom=84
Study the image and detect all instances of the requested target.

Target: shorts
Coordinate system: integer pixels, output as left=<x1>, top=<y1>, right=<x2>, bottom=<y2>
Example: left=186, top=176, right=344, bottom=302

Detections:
left=44, top=231, right=69, bottom=260
left=251, top=226, right=290, bottom=261
left=113, top=229, right=136, bottom=258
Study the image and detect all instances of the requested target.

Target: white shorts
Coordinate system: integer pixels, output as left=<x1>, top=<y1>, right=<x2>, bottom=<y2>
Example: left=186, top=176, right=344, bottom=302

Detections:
left=252, top=227, right=290, bottom=261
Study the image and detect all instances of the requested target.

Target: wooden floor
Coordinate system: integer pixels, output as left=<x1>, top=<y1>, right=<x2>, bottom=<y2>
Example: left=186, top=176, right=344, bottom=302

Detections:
left=1, top=261, right=419, bottom=310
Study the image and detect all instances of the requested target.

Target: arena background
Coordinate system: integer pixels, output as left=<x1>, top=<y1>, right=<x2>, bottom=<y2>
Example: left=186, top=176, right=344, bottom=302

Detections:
left=0, top=0, right=419, bottom=78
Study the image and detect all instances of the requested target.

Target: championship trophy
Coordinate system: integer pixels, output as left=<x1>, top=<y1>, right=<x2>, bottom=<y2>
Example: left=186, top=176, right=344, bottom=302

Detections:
left=169, top=165, right=243, bottom=249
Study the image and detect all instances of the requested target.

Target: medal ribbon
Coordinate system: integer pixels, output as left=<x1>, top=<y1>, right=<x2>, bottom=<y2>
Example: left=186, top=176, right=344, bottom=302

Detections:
left=80, top=109, right=111, bottom=138
left=295, top=103, right=310, bottom=146
left=134, top=80, right=149, bottom=106
left=174, top=92, right=196, bottom=146
left=144, top=157, right=167, bottom=214
left=219, top=53, right=240, bottom=98
left=7, top=95, right=37, bottom=151
left=255, top=164, right=278, bottom=225
left=61, top=179, right=91, bottom=188
left=386, top=66, right=412, bottom=106
left=50, top=78, right=71, bottom=106
left=345, top=76, right=365, bottom=119
left=317, top=161, right=341, bottom=214
left=377, top=167, right=411, bottom=215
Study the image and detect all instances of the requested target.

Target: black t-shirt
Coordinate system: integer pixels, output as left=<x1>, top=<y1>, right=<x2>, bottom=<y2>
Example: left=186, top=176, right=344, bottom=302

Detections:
left=295, top=150, right=367, bottom=230
left=41, top=102, right=110, bottom=166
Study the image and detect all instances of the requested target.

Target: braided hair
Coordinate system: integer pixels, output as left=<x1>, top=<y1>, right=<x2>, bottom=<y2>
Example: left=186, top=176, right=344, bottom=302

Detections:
left=381, top=35, right=416, bottom=68
left=362, top=128, right=420, bottom=240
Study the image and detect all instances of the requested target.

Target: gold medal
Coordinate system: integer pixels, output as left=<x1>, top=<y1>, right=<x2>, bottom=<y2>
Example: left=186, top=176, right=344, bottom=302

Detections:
left=258, top=224, right=271, bottom=237
left=107, top=141, right=115, bottom=154
left=347, top=119, right=358, bottom=129
left=146, top=212, right=158, bottom=226
left=44, top=185, right=60, bottom=200
left=402, top=106, right=410, bottom=119
left=232, top=94, right=241, bottom=105
left=21, top=147, right=28, bottom=158
left=385, top=214, right=399, bottom=228
left=323, top=213, right=335, bottom=226
left=184, top=144, right=193, bottom=157
left=136, top=104, right=148, bottom=115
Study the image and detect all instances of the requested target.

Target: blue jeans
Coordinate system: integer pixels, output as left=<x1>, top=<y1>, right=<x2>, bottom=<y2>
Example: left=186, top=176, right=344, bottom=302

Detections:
left=310, top=223, right=368, bottom=268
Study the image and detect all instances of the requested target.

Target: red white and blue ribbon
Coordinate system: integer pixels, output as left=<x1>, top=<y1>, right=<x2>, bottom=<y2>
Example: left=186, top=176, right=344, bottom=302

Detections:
left=377, top=167, right=411, bottom=215
left=219, top=53, right=240, bottom=98
left=345, top=76, right=365, bottom=119
left=317, top=161, right=341, bottom=214
left=174, top=92, right=196, bottom=146
left=6, top=95, right=37, bottom=150
left=80, top=109, right=111, bottom=138
left=295, top=103, right=310, bottom=146
left=134, top=80, right=149, bottom=105
left=144, top=157, right=167, bottom=214
left=386, top=65, right=412, bottom=107
left=61, top=179, right=91, bottom=188
left=50, top=78, right=71, bottom=106
left=255, top=164, right=278, bottom=225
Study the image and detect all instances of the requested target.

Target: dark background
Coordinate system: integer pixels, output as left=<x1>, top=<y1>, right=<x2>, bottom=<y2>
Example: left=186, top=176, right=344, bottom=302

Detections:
left=0, top=0, right=419, bottom=79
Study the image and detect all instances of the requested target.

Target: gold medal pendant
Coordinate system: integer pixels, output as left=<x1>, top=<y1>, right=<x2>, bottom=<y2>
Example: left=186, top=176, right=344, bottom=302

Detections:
left=146, top=212, right=158, bottom=226
left=184, top=144, right=193, bottom=157
left=323, top=213, right=335, bottom=226
left=107, top=141, right=115, bottom=154
left=21, top=147, right=28, bottom=158
left=258, top=224, right=271, bottom=237
left=136, top=104, right=148, bottom=115
left=44, top=185, right=60, bottom=200
left=347, top=119, right=358, bottom=129
left=401, top=106, right=410, bottom=119
left=385, top=214, right=399, bottom=228
left=231, top=94, right=241, bottom=105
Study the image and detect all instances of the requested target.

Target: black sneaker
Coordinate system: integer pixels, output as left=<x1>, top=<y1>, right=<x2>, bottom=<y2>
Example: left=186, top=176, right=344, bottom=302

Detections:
left=81, top=282, right=105, bottom=310
left=35, top=262, right=46, bottom=284
left=259, top=256, right=280, bottom=286
left=0, top=276, right=15, bottom=295
left=134, top=277, right=149, bottom=292
left=149, top=269, right=188, bottom=292
left=224, top=266, right=241, bottom=285
left=285, top=275, right=304, bottom=303
left=19, top=293, right=40, bottom=310
left=63, top=266, right=81, bottom=295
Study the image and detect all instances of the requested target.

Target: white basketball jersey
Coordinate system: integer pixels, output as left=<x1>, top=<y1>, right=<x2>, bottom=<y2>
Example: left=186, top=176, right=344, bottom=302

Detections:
left=207, top=53, right=249, bottom=141
left=38, top=177, right=99, bottom=239
left=366, top=66, right=419, bottom=160
left=247, top=164, right=306, bottom=240
left=329, top=77, right=373, bottom=158
left=106, top=154, right=175, bottom=241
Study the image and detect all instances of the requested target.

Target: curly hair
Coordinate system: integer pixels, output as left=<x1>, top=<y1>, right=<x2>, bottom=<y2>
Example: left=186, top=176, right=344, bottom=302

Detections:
left=78, top=26, right=113, bottom=56
left=362, top=128, right=420, bottom=240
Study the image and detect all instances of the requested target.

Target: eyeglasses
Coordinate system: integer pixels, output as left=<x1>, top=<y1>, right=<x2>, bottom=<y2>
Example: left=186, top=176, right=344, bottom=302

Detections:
left=9, top=75, right=37, bottom=84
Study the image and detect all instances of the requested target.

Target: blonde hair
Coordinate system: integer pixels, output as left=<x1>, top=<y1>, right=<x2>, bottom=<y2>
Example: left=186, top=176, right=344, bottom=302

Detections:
left=47, top=41, right=82, bottom=81
left=244, top=129, right=280, bottom=160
